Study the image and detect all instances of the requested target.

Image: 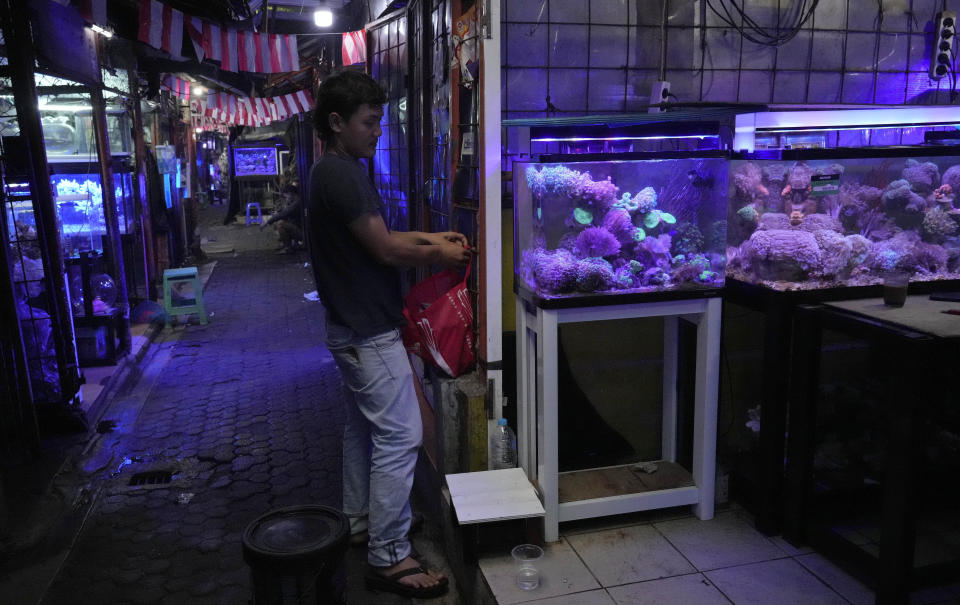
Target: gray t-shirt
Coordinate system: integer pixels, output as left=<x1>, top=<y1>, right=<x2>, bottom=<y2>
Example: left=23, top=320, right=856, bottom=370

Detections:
left=308, top=153, right=403, bottom=336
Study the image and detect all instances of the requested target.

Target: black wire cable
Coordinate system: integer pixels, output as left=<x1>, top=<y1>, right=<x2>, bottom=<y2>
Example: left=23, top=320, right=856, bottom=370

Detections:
left=705, top=0, right=819, bottom=47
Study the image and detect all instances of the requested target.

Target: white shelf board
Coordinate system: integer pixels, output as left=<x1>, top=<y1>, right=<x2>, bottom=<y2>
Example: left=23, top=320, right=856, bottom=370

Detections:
left=446, top=468, right=545, bottom=525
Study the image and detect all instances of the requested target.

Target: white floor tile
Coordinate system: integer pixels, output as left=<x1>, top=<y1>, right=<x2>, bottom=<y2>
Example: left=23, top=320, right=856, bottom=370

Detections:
left=607, top=573, right=732, bottom=605
left=653, top=511, right=785, bottom=571
left=795, top=553, right=874, bottom=605
left=705, top=558, right=848, bottom=605
left=478, top=538, right=600, bottom=604
left=567, top=524, right=696, bottom=586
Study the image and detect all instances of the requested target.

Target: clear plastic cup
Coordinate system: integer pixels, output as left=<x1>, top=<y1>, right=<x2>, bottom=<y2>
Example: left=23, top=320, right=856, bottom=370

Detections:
left=883, top=271, right=909, bottom=307
left=511, top=544, right=544, bottom=590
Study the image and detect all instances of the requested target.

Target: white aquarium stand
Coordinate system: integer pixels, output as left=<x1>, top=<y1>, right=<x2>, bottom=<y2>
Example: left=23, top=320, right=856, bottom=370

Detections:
left=516, top=293, right=722, bottom=543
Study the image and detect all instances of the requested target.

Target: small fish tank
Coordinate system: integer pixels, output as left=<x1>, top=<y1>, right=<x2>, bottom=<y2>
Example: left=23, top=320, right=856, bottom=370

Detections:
left=727, top=148, right=960, bottom=291
left=233, top=146, right=278, bottom=178
left=513, top=153, right=728, bottom=306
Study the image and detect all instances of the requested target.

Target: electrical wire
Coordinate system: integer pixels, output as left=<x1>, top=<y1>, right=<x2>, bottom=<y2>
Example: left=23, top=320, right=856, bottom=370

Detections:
left=705, top=0, right=819, bottom=47
left=871, top=0, right=883, bottom=103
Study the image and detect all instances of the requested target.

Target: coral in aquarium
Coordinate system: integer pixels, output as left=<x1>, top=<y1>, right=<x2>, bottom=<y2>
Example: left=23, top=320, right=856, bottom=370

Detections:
left=527, top=248, right=578, bottom=293
left=728, top=155, right=960, bottom=290
left=741, top=229, right=822, bottom=282
left=671, top=222, right=705, bottom=257
left=922, top=207, right=959, bottom=243
left=882, top=179, right=927, bottom=228
left=942, top=164, right=960, bottom=194
left=733, top=162, right=767, bottom=202
left=574, top=257, right=615, bottom=292
left=519, top=159, right=725, bottom=298
left=601, top=208, right=636, bottom=244
left=901, top=159, right=939, bottom=194
left=573, top=227, right=621, bottom=258
left=798, top=213, right=842, bottom=234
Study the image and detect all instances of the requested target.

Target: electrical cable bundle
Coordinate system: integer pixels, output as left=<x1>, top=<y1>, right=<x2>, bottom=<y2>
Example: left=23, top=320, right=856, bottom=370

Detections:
left=705, top=0, right=820, bottom=47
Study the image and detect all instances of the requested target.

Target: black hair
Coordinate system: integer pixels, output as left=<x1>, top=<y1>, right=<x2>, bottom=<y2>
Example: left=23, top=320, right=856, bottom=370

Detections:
left=313, top=70, right=386, bottom=142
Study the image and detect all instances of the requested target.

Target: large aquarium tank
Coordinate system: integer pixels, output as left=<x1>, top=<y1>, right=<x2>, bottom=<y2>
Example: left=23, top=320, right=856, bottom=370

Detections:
left=513, top=153, right=728, bottom=304
left=727, top=148, right=960, bottom=290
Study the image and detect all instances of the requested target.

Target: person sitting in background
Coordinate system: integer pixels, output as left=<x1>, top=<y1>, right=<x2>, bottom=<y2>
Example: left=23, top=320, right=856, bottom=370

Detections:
left=263, top=182, right=303, bottom=254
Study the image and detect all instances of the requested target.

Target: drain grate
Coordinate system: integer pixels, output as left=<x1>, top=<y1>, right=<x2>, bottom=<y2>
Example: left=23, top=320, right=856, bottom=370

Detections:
left=128, top=470, right=174, bottom=486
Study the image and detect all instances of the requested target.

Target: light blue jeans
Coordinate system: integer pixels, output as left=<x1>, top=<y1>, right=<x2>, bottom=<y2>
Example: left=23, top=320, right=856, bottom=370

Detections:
left=325, top=318, right=422, bottom=568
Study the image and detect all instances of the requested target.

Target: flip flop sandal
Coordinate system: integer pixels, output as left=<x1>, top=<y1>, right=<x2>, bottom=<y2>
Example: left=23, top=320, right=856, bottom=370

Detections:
left=365, top=565, right=449, bottom=599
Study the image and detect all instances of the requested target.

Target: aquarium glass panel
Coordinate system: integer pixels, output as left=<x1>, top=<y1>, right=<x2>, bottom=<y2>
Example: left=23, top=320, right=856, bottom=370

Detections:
left=557, top=318, right=664, bottom=472
left=728, top=150, right=960, bottom=291
left=513, top=156, right=728, bottom=301
left=52, top=172, right=131, bottom=258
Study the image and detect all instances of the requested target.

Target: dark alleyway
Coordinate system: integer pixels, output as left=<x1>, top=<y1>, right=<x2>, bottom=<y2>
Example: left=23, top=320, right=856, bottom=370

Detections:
left=4, top=204, right=459, bottom=605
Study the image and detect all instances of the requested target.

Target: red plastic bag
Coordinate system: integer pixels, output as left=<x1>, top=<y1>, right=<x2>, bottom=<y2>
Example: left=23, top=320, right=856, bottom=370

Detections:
left=402, top=260, right=474, bottom=377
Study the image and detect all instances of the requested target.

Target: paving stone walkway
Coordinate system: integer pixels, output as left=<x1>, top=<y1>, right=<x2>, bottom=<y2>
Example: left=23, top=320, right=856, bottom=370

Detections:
left=38, top=205, right=456, bottom=604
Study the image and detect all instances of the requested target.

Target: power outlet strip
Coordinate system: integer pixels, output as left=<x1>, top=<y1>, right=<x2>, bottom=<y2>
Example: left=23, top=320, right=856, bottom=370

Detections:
left=649, top=80, right=671, bottom=113
left=716, top=470, right=730, bottom=505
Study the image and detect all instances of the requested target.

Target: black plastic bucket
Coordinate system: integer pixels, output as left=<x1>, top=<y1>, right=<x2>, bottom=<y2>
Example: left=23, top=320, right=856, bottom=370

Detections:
left=242, top=505, right=349, bottom=605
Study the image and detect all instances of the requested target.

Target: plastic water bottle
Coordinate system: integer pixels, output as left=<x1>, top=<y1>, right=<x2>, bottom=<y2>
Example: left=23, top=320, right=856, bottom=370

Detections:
left=492, top=418, right=517, bottom=469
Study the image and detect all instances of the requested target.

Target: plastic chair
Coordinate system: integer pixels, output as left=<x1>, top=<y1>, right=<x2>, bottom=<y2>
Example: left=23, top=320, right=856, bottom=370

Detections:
left=246, top=202, right=263, bottom=226
left=162, top=267, right=207, bottom=327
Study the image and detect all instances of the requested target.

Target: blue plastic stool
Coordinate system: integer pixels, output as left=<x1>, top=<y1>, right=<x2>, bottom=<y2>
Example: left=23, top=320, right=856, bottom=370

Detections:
left=162, top=267, right=207, bottom=327
left=246, top=202, right=263, bottom=225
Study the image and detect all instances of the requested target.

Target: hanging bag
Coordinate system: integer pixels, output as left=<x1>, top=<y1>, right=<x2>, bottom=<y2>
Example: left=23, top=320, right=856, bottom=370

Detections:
left=402, top=259, right=475, bottom=377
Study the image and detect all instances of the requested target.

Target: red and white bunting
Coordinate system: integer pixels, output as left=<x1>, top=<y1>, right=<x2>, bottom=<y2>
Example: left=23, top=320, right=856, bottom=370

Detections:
left=273, top=90, right=313, bottom=121
left=137, top=4, right=298, bottom=73
left=342, top=29, right=366, bottom=66
left=163, top=75, right=190, bottom=100
left=138, top=0, right=184, bottom=58
left=186, top=17, right=205, bottom=61
left=201, top=89, right=313, bottom=127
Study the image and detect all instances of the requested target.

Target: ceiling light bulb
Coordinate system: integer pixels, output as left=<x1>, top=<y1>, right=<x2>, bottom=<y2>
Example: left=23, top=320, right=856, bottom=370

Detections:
left=314, top=9, right=333, bottom=27
left=193, top=86, right=205, bottom=95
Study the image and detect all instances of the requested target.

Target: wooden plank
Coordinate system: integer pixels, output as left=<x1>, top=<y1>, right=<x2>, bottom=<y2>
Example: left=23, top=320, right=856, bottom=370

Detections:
left=558, top=461, right=695, bottom=504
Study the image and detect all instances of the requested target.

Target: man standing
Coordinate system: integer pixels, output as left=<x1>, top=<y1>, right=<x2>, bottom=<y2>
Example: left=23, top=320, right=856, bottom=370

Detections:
left=309, top=70, right=469, bottom=599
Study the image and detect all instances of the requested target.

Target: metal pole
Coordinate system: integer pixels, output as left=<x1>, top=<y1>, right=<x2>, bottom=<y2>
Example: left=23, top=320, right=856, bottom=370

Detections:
left=128, top=71, right=157, bottom=300
left=0, top=0, right=80, bottom=401
left=90, top=74, right=131, bottom=353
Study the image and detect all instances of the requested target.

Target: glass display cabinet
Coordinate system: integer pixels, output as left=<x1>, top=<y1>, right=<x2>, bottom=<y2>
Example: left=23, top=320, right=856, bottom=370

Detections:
left=722, top=145, right=960, bottom=535
left=41, top=105, right=135, bottom=259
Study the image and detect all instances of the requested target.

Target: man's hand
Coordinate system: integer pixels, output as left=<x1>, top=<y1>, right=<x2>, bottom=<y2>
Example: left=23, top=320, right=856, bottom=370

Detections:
left=432, top=231, right=469, bottom=248
left=438, top=242, right=471, bottom=267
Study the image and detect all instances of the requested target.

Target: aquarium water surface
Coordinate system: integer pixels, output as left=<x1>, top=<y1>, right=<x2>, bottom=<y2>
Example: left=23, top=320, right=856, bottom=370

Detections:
left=513, top=157, right=728, bottom=302
left=727, top=151, right=960, bottom=290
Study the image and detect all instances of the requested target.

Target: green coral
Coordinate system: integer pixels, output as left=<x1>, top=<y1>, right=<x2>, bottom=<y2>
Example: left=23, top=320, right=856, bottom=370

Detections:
left=643, top=212, right=662, bottom=229
left=573, top=207, right=593, bottom=225
left=660, top=212, right=676, bottom=224
left=737, top=206, right=758, bottom=222
left=632, top=227, right=646, bottom=242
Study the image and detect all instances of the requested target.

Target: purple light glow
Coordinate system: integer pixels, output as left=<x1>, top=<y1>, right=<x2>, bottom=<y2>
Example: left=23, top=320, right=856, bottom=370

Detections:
left=530, top=135, right=712, bottom=143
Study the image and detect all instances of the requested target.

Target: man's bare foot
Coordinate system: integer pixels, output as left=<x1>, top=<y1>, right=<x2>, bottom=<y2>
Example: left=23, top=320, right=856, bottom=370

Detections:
left=374, top=556, right=446, bottom=589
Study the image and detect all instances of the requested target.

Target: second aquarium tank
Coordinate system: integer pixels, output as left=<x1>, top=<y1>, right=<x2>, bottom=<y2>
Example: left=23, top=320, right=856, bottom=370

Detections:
left=514, top=154, right=728, bottom=303
left=727, top=149, right=960, bottom=290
